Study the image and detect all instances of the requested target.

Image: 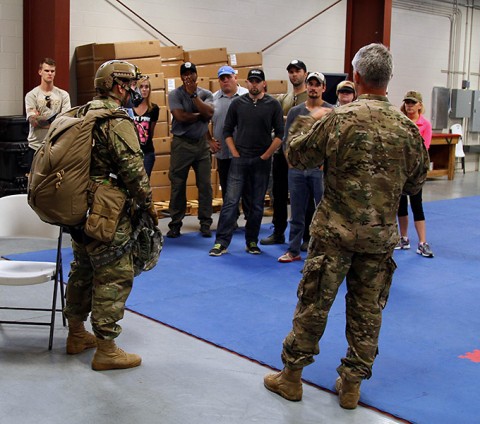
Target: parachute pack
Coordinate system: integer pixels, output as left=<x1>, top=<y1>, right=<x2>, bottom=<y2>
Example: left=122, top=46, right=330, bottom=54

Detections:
left=27, top=106, right=128, bottom=227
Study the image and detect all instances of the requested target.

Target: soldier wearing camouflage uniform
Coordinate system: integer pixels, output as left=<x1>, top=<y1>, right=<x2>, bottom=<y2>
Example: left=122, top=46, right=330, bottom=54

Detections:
left=264, top=43, right=429, bottom=409
left=63, top=60, right=156, bottom=371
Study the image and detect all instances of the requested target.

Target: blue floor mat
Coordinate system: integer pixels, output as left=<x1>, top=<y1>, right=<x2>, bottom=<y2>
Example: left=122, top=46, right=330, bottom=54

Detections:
left=7, top=196, right=480, bottom=424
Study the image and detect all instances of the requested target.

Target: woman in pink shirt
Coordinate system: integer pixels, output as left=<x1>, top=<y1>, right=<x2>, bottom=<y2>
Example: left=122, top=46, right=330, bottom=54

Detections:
left=395, top=90, right=434, bottom=258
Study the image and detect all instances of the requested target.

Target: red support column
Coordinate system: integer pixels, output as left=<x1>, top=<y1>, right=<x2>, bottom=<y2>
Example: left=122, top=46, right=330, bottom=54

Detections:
left=23, top=0, right=70, bottom=97
left=344, top=0, right=392, bottom=78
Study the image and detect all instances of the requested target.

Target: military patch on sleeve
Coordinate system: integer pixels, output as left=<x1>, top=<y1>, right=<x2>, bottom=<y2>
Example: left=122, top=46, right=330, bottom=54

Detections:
left=112, top=119, right=141, bottom=153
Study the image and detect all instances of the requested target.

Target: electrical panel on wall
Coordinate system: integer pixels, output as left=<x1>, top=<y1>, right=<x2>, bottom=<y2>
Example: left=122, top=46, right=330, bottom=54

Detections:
left=431, top=87, right=450, bottom=130
left=469, top=90, right=480, bottom=132
left=450, top=89, right=472, bottom=119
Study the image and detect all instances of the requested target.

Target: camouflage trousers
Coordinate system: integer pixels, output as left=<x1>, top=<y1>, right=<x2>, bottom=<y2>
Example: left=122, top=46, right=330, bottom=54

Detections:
left=63, top=215, right=134, bottom=340
left=281, top=236, right=396, bottom=381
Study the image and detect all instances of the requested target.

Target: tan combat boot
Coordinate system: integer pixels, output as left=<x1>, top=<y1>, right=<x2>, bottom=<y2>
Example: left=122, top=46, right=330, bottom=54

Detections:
left=263, top=367, right=303, bottom=401
left=91, top=339, right=142, bottom=371
left=335, top=374, right=361, bottom=409
left=66, top=320, right=97, bottom=355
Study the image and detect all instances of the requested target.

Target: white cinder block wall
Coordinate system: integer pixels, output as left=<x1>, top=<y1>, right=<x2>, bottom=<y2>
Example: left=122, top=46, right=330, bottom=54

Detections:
left=1, top=0, right=480, bottom=158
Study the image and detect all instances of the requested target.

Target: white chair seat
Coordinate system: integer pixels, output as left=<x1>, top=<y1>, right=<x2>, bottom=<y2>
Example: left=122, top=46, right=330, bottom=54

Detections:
left=0, top=261, right=57, bottom=286
left=0, top=194, right=65, bottom=350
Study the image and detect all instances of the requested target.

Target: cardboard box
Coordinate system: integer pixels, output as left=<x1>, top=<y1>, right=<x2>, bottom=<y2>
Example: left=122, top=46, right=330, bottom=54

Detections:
left=153, top=122, right=169, bottom=138
left=153, top=154, right=171, bottom=171
left=159, top=63, right=182, bottom=78
left=152, top=186, right=171, bottom=202
left=184, top=47, right=228, bottom=65
left=128, top=57, right=163, bottom=74
left=196, top=63, right=228, bottom=79
left=75, top=43, right=95, bottom=61
left=150, top=90, right=166, bottom=107
left=228, top=52, right=263, bottom=67
left=266, top=80, right=288, bottom=95
left=145, top=73, right=165, bottom=90
left=186, top=185, right=198, bottom=200
left=164, top=77, right=210, bottom=93
left=236, top=66, right=262, bottom=79
left=76, top=60, right=104, bottom=78
left=75, top=41, right=162, bottom=61
left=77, top=75, right=95, bottom=93
left=76, top=91, right=96, bottom=106
left=150, top=170, right=170, bottom=187
left=154, top=106, right=168, bottom=122
left=209, top=80, right=220, bottom=94
left=160, top=45, right=185, bottom=62
left=96, top=40, right=161, bottom=60
left=153, top=136, right=171, bottom=154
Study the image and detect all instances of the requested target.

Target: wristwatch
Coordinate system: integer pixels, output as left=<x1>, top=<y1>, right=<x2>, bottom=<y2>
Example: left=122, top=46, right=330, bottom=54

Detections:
left=190, top=92, right=198, bottom=99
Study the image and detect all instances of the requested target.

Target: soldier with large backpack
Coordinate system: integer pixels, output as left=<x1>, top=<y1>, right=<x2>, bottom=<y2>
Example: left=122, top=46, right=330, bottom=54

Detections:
left=59, top=60, right=156, bottom=371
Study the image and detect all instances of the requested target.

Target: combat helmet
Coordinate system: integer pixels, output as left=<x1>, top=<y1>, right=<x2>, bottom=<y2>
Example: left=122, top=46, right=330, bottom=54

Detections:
left=94, top=60, right=141, bottom=92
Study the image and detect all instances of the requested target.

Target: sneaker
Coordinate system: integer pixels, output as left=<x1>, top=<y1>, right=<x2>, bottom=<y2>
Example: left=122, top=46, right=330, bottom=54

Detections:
left=394, top=236, right=410, bottom=250
left=417, top=242, right=434, bottom=258
left=209, top=243, right=227, bottom=256
left=245, top=241, right=261, bottom=254
left=278, top=252, right=301, bottom=263
left=300, top=241, right=309, bottom=252
left=200, top=225, right=212, bottom=238
left=260, top=233, right=285, bottom=245
left=166, top=228, right=181, bottom=238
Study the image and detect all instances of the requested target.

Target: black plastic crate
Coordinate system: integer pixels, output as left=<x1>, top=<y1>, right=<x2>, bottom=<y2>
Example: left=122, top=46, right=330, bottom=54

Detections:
left=0, top=177, right=28, bottom=197
left=0, top=115, right=29, bottom=142
left=0, top=140, right=30, bottom=180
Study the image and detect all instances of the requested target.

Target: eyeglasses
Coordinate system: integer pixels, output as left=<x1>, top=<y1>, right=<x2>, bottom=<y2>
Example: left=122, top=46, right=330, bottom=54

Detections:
left=338, top=90, right=353, bottom=94
left=45, top=95, right=51, bottom=108
left=404, top=100, right=418, bottom=105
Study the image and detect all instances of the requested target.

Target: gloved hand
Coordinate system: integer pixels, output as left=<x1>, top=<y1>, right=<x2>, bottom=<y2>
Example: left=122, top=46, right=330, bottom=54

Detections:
left=147, top=202, right=159, bottom=227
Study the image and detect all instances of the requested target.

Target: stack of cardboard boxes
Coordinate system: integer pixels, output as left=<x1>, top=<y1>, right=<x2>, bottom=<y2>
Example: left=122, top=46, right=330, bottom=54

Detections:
left=74, top=40, right=288, bottom=209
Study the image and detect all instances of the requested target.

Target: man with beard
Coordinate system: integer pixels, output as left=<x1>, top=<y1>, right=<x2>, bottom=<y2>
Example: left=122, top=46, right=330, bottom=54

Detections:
left=278, top=72, right=333, bottom=263
left=261, top=59, right=311, bottom=248
left=63, top=60, right=155, bottom=371
left=209, top=69, right=284, bottom=256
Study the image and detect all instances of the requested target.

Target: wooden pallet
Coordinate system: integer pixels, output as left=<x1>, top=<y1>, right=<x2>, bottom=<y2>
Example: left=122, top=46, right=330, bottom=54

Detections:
left=154, top=198, right=224, bottom=218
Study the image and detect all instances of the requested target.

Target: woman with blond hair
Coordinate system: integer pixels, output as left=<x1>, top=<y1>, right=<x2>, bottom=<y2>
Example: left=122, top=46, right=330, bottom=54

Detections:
left=396, top=90, right=434, bottom=258
left=131, top=76, right=159, bottom=177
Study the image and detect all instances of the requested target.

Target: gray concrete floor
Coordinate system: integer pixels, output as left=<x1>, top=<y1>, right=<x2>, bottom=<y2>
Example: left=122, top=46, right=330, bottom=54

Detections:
left=1, top=171, right=478, bottom=424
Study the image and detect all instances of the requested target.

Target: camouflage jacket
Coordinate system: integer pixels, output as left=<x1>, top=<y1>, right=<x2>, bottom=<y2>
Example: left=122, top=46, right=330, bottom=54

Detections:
left=78, top=97, right=152, bottom=209
left=286, top=94, right=429, bottom=253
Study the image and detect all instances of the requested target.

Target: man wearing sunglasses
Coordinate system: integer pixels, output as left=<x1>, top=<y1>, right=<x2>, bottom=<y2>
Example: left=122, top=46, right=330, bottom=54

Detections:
left=24, top=57, right=71, bottom=168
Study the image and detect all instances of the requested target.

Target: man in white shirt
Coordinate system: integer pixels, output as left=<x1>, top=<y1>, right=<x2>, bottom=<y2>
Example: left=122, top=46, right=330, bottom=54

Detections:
left=24, top=57, right=71, bottom=167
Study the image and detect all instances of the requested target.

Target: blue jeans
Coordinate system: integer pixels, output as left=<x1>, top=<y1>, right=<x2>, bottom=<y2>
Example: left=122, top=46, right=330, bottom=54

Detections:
left=287, top=168, right=324, bottom=255
left=143, top=151, right=155, bottom=177
left=215, top=156, right=271, bottom=247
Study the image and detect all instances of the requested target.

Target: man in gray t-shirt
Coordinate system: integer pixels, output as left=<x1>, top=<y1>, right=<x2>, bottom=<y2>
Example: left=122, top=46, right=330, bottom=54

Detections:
left=167, top=62, right=215, bottom=238
left=24, top=57, right=71, bottom=168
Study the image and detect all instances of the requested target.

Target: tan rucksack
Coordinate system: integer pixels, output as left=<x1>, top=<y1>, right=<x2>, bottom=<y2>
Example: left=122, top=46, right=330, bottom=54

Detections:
left=27, top=106, right=128, bottom=226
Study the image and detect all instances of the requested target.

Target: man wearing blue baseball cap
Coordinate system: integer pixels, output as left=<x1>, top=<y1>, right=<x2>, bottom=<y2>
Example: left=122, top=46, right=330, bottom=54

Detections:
left=209, top=65, right=249, bottom=223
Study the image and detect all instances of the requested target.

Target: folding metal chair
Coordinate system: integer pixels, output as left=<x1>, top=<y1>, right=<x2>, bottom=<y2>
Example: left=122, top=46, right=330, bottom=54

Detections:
left=451, top=123, right=465, bottom=174
left=0, top=194, right=66, bottom=349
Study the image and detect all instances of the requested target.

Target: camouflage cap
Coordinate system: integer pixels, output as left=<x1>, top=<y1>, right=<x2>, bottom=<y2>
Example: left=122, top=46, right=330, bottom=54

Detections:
left=403, top=90, right=423, bottom=103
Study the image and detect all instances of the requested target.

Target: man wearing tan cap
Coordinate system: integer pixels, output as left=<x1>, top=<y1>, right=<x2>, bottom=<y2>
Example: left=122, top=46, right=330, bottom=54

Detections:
left=335, top=80, right=356, bottom=106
